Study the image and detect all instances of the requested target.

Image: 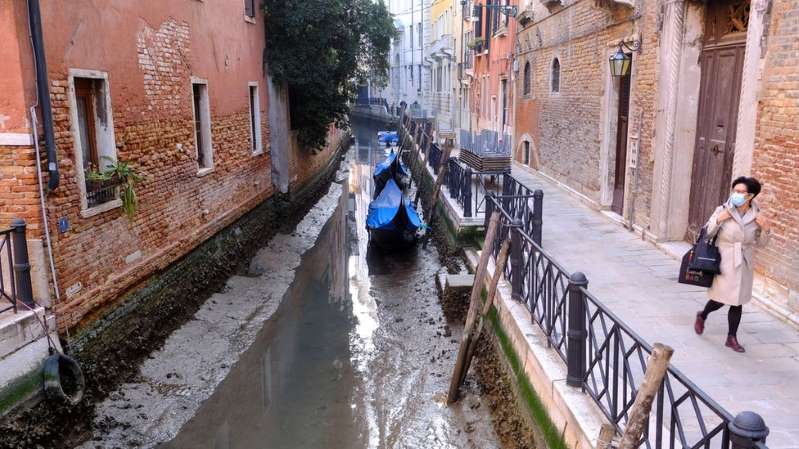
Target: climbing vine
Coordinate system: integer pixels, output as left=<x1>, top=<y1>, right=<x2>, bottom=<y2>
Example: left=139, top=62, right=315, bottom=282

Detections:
left=263, top=0, right=395, bottom=148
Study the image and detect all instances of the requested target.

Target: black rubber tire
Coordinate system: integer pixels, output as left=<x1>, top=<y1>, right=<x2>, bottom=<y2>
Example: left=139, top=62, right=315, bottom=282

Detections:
left=43, top=353, right=85, bottom=405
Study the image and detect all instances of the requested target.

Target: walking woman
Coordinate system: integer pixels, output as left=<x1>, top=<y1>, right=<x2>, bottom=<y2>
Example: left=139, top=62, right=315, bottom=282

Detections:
left=693, top=176, right=770, bottom=353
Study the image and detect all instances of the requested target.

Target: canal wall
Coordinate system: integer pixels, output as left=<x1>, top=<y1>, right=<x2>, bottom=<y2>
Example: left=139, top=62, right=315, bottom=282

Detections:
left=0, top=135, right=349, bottom=449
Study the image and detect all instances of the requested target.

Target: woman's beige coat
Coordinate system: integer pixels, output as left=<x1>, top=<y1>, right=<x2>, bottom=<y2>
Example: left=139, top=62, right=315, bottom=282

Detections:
left=705, top=203, right=769, bottom=306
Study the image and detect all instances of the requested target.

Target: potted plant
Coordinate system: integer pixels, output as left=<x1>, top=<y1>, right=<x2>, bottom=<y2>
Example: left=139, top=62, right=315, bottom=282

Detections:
left=86, top=158, right=143, bottom=219
left=466, top=37, right=485, bottom=51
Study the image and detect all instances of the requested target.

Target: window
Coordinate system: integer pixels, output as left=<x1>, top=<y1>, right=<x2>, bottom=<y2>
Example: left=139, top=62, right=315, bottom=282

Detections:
left=418, top=22, right=422, bottom=47
left=191, top=79, right=213, bottom=171
left=69, top=70, right=118, bottom=213
left=244, top=0, right=255, bottom=19
left=410, top=24, right=414, bottom=49
left=551, top=58, right=560, bottom=93
left=249, top=83, right=263, bottom=155
left=523, top=62, right=531, bottom=96
left=524, top=141, right=530, bottom=165
left=474, top=4, right=483, bottom=38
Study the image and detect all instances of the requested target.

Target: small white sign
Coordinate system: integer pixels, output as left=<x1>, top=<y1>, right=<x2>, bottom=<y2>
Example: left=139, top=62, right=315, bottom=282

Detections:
left=66, top=282, right=82, bottom=297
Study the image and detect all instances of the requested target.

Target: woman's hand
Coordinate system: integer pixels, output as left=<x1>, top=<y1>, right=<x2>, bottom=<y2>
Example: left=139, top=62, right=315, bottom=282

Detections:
left=717, top=208, right=732, bottom=224
left=755, top=214, right=770, bottom=231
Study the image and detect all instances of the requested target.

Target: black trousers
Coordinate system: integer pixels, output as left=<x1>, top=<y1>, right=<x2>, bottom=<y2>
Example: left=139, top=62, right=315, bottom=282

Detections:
left=700, top=300, right=743, bottom=337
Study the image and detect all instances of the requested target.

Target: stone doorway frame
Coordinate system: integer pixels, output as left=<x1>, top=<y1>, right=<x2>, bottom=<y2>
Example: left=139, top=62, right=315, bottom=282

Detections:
left=649, top=0, right=771, bottom=241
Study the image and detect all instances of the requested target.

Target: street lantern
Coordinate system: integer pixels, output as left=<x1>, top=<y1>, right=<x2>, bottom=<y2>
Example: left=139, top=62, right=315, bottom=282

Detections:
left=609, top=47, right=631, bottom=77
left=609, top=40, right=641, bottom=77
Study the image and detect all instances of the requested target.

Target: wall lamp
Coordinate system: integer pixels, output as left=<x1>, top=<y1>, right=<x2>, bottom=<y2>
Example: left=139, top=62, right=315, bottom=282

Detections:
left=609, top=39, right=641, bottom=77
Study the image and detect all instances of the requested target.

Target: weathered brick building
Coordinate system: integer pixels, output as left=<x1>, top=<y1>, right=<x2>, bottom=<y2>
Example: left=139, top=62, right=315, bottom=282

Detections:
left=468, top=0, right=519, bottom=147
left=513, top=0, right=799, bottom=318
left=0, top=0, right=344, bottom=336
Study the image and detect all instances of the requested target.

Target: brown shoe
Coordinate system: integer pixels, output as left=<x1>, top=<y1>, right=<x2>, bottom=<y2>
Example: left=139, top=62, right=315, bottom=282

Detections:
left=725, top=336, right=745, bottom=353
left=694, top=312, right=705, bottom=335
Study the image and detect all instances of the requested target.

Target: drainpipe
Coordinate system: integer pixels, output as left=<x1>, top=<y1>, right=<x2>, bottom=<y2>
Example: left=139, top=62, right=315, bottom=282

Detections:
left=27, top=0, right=59, bottom=190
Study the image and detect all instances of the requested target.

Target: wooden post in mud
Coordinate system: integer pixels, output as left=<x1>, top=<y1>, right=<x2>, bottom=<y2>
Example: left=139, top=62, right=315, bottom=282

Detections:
left=459, top=238, right=511, bottom=386
left=618, top=343, right=674, bottom=449
left=423, top=137, right=453, bottom=223
left=447, top=212, right=500, bottom=404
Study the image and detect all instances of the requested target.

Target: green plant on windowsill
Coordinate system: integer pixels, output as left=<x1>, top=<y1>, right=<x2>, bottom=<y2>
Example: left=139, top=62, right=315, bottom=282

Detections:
left=86, top=158, right=143, bottom=219
left=466, top=37, right=485, bottom=50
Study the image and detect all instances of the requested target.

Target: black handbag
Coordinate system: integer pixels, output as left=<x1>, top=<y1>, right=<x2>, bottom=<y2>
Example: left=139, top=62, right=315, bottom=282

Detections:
left=688, top=226, right=722, bottom=274
left=678, top=245, right=715, bottom=287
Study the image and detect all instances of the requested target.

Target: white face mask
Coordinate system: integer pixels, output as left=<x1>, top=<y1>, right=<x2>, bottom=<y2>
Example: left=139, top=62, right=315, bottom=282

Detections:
left=730, top=192, right=747, bottom=207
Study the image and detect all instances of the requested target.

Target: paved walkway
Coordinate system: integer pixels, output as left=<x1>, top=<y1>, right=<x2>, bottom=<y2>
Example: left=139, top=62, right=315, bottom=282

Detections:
left=510, top=164, right=799, bottom=449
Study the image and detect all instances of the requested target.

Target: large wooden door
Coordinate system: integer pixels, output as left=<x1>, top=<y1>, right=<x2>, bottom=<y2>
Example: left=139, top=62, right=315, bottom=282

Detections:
left=687, top=0, right=748, bottom=237
left=611, top=70, right=632, bottom=215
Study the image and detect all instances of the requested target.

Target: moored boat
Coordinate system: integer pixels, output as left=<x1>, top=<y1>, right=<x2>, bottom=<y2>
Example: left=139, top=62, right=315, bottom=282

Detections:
left=373, top=149, right=410, bottom=199
left=366, top=179, right=423, bottom=249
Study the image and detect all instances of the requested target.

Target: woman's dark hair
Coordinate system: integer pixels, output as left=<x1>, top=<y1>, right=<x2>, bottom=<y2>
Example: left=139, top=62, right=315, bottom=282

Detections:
left=731, top=176, right=762, bottom=198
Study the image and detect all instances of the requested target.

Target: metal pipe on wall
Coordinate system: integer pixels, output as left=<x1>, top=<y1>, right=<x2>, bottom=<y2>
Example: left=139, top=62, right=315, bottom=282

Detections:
left=27, top=0, right=59, bottom=190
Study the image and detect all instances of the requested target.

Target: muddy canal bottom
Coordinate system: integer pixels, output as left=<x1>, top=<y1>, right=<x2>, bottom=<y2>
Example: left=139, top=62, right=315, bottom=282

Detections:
left=158, top=122, right=501, bottom=449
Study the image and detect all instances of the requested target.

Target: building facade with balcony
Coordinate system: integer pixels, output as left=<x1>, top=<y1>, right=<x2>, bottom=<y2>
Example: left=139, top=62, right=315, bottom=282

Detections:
left=465, top=0, right=519, bottom=158
left=383, top=0, right=433, bottom=118
left=428, top=0, right=457, bottom=134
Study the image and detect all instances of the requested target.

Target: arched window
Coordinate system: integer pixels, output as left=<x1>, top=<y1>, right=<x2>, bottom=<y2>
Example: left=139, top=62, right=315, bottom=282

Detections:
left=523, top=62, right=531, bottom=96
left=551, top=58, right=560, bottom=93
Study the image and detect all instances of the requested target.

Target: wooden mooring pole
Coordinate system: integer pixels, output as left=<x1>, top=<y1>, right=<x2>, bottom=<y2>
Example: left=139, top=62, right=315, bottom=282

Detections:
left=424, top=137, right=453, bottom=224
left=459, top=238, right=511, bottom=386
left=447, top=212, right=501, bottom=404
left=617, top=343, right=674, bottom=449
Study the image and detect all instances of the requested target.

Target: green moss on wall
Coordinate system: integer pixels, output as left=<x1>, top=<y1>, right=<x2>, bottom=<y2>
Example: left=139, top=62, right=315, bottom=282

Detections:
left=487, top=307, right=569, bottom=449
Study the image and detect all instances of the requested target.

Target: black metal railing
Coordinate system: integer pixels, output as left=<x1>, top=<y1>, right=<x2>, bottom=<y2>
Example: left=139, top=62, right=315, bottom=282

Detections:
left=482, top=193, right=770, bottom=449
left=0, top=219, right=35, bottom=315
left=86, top=179, right=121, bottom=209
left=429, top=143, right=443, bottom=174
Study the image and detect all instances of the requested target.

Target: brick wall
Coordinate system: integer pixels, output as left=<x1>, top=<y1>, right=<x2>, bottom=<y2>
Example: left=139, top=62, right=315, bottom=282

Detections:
left=288, top=125, right=347, bottom=193
left=0, top=145, right=42, bottom=233
left=517, top=1, right=647, bottom=203
left=29, top=5, right=278, bottom=330
left=751, top=0, right=799, bottom=312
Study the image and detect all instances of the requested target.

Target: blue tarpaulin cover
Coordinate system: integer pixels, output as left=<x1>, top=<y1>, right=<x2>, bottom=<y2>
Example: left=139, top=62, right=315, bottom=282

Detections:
left=373, top=150, right=408, bottom=180
left=366, top=179, right=422, bottom=231
left=377, top=131, right=399, bottom=144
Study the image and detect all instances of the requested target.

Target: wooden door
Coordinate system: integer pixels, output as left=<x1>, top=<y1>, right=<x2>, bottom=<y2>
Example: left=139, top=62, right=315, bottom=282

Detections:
left=611, top=70, right=631, bottom=215
left=687, top=44, right=746, bottom=236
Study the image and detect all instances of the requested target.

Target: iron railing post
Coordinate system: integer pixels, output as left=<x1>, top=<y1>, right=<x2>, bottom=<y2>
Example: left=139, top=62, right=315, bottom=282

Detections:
left=566, top=272, right=588, bottom=387
left=11, top=218, right=34, bottom=308
left=510, top=218, right=524, bottom=301
left=729, top=412, right=769, bottom=449
left=484, top=194, right=494, bottom=230
left=463, top=167, right=473, bottom=218
left=532, top=189, right=543, bottom=247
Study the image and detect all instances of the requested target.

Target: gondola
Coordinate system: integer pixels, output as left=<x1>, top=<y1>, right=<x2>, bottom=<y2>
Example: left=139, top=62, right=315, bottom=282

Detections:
left=372, top=148, right=410, bottom=199
left=366, top=178, right=424, bottom=249
left=377, top=130, right=400, bottom=146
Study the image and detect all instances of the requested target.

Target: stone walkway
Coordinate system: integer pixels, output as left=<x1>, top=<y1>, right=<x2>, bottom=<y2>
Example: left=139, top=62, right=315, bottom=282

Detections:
left=510, top=164, right=799, bottom=449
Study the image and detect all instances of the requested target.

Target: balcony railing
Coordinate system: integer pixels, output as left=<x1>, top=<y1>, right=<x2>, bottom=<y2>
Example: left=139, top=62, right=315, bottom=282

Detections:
left=86, top=178, right=122, bottom=209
